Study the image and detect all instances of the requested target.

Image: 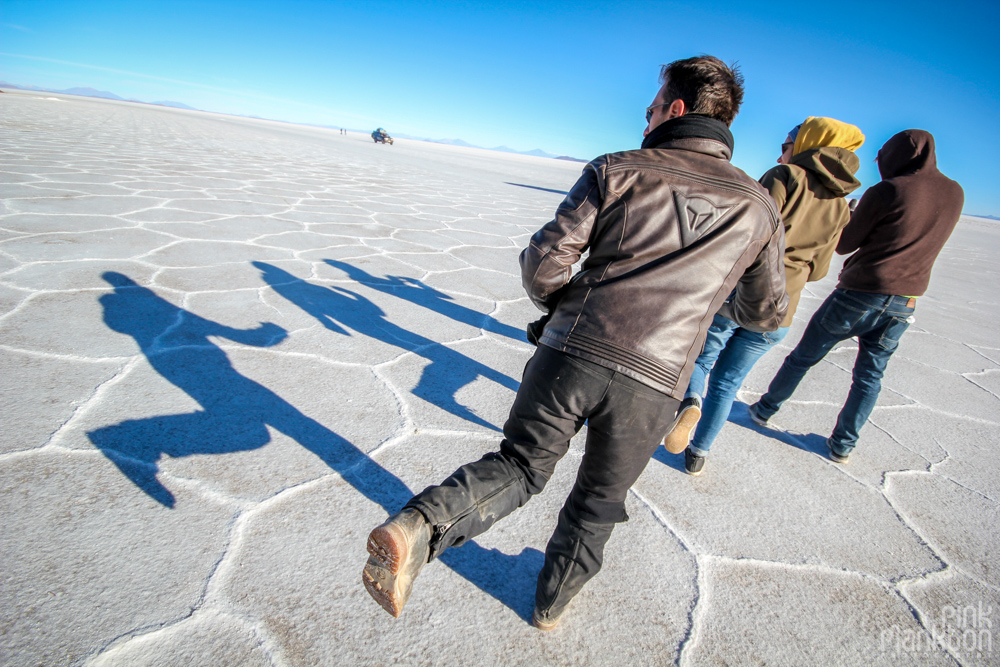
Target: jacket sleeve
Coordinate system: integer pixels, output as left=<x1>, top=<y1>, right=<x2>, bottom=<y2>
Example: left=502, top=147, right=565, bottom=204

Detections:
left=717, top=217, right=789, bottom=332
left=837, top=184, right=888, bottom=255
left=759, top=166, right=790, bottom=214
left=519, top=159, right=605, bottom=311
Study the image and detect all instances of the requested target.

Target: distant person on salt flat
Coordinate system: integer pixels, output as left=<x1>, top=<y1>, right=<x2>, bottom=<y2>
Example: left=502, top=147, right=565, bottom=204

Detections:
left=747, top=129, right=964, bottom=463
left=360, top=56, right=787, bottom=630
left=663, top=117, right=865, bottom=476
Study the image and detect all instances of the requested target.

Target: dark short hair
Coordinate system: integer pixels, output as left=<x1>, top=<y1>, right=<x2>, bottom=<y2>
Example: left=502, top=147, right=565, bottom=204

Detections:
left=660, top=56, right=744, bottom=126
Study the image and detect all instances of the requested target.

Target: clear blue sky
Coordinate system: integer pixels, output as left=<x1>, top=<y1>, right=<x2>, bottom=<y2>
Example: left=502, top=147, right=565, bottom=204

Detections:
left=2, top=0, right=999, bottom=214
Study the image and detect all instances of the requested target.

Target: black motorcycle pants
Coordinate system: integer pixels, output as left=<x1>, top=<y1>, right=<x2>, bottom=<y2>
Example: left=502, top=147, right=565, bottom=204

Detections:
left=405, top=344, right=679, bottom=608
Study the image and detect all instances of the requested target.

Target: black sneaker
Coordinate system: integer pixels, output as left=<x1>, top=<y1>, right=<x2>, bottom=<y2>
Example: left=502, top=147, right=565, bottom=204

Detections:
left=827, top=439, right=850, bottom=464
left=663, top=395, right=702, bottom=454
left=684, top=448, right=706, bottom=476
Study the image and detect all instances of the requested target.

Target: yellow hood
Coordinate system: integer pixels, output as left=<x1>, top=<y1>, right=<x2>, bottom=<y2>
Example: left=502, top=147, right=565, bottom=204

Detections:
left=794, top=117, right=865, bottom=155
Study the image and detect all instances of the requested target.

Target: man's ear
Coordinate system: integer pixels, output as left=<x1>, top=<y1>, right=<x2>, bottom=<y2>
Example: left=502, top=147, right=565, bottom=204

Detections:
left=665, top=98, right=687, bottom=120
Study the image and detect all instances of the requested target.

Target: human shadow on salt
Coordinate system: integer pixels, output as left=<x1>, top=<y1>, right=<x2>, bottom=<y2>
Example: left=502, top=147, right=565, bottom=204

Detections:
left=504, top=182, right=570, bottom=196
left=255, top=262, right=518, bottom=432
left=87, top=272, right=542, bottom=621
left=323, top=259, right=525, bottom=343
left=650, top=446, right=686, bottom=473
left=730, top=402, right=831, bottom=456
left=651, top=402, right=830, bottom=471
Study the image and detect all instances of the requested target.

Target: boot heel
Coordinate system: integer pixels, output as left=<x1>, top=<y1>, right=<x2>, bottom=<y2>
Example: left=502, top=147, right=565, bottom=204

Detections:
left=367, top=524, right=406, bottom=573
left=361, top=510, right=431, bottom=618
left=363, top=524, right=408, bottom=617
left=532, top=607, right=561, bottom=631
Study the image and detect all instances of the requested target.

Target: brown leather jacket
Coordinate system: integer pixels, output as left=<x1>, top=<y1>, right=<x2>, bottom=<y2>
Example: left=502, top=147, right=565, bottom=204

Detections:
left=520, top=135, right=788, bottom=399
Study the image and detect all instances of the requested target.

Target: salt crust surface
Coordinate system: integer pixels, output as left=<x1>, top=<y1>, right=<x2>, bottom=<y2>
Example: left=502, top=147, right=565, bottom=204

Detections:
left=1, top=90, right=997, bottom=666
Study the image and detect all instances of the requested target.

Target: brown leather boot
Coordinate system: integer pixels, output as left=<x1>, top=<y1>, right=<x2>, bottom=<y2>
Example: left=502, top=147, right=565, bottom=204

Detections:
left=362, top=509, right=431, bottom=617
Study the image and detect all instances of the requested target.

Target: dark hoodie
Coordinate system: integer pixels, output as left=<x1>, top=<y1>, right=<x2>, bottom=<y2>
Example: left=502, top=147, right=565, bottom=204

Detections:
left=760, top=146, right=861, bottom=326
left=837, top=130, right=964, bottom=296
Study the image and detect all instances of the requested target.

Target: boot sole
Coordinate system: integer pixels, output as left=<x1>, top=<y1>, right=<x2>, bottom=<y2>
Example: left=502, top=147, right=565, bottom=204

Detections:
left=664, top=405, right=702, bottom=454
left=362, top=523, right=410, bottom=618
left=532, top=609, right=561, bottom=631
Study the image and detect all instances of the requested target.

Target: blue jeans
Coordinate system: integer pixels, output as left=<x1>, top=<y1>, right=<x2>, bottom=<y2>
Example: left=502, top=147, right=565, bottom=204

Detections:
left=686, top=314, right=789, bottom=455
left=755, top=289, right=914, bottom=456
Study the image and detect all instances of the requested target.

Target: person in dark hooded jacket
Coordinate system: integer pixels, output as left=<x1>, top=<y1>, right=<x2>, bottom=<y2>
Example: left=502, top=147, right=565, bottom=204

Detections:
left=664, top=117, right=864, bottom=476
left=748, top=129, right=964, bottom=463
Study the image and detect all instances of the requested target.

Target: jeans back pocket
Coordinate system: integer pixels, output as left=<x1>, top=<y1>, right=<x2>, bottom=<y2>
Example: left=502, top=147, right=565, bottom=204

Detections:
left=819, top=294, right=869, bottom=336
left=877, top=316, right=911, bottom=351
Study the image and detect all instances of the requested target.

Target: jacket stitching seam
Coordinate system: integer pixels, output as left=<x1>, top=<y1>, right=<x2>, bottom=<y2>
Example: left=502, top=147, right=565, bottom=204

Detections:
left=606, top=163, right=778, bottom=230
left=572, top=190, right=623, bottom=328
left=561, top=332, right=680, bottom=385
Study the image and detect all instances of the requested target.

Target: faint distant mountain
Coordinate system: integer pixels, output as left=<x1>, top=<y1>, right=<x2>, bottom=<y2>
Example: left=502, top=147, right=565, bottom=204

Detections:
left=491, top=145, right=557, bottom=159
left=0, top=80, right=198, bottom=110
left=555, top=155, right=589, bottom=163
left=0, top=81, right=111, bottom=98
left=970, top=214, right=1000, bottom=220
left=432, top=138, right=477, bottom=148
left=0, top=80, right=45, bottom=91
left=60, top=87, right=125, bottom=101
left=425, top=138, right=568, bottom=160
left=522, top=148, right=556, bottom=158
left=152, top=100, right=197, bottom=110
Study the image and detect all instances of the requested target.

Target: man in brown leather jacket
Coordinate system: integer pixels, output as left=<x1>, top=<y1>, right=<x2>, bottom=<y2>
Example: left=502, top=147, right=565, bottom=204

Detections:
left=361, top=56, right=788, bottom=629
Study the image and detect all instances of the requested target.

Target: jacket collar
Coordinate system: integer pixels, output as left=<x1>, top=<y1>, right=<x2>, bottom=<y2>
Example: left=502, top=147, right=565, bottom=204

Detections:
left=641, top=114, right=734, bottom=160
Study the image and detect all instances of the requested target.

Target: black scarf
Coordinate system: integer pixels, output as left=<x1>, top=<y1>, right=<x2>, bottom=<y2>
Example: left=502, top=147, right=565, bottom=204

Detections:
left=641, top=113, right=734, bottom=154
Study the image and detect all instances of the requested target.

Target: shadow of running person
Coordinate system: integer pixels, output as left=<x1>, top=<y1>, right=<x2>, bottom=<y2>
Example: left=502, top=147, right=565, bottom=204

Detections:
left=86, top=272, right=543, bottom=621
left=323, top=259, right=525, bottom=343
left=254, top=262, right=519, bottom=432
left=503, top=182, right=570, bottom=195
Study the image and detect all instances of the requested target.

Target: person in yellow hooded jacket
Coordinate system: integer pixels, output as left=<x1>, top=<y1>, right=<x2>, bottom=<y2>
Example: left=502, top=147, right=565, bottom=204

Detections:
left=665, top=116, right=864, bottom=476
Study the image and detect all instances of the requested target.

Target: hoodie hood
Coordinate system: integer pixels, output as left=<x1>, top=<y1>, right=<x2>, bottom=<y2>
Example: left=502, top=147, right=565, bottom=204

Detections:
left=788, top=146, right=862, bottom=197
left=793, top=116, right=865, bottom=155
left=877, top=129, right=937, bottom=179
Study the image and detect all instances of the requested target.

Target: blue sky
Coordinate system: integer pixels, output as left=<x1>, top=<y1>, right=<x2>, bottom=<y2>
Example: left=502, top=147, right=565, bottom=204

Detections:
left=2, top=0, right=999, bottom=214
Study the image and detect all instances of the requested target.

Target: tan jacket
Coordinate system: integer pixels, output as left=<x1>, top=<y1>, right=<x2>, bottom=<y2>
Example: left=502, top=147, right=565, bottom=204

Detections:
left=520, top=135, right=788, bottom=399
left=760, top=146, right=861, bottom=326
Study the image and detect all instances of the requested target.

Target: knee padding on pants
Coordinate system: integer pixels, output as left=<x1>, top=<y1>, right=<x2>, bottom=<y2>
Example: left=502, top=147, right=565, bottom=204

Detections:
left=498, top=438, right=554, bottom=496
left=567, top=484, right=629, bottom=525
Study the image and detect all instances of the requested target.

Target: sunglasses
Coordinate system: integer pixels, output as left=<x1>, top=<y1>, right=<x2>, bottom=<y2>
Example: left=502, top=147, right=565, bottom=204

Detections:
left=781, top=142, right=794, bottom=153
left=645, top=103, right=672, bottom=123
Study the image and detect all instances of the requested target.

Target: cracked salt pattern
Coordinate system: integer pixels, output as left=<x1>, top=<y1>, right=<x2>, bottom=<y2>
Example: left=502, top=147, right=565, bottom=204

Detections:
left=1, top=90, right=998, bottom=666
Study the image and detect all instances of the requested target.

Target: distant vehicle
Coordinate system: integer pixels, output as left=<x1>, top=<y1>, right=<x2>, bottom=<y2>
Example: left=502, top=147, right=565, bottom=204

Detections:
left=371, top=128, right=393, bottom=145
